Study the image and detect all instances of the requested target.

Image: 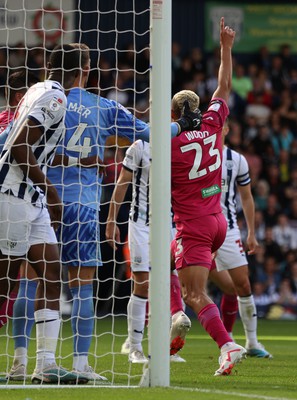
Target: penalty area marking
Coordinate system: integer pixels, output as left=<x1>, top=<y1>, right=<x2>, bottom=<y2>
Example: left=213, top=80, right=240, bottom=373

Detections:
left=171, top=386, right=294, bottom=400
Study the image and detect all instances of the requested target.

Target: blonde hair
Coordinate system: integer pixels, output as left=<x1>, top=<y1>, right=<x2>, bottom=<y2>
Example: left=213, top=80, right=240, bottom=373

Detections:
left=171, top=90, right=200, bottom=118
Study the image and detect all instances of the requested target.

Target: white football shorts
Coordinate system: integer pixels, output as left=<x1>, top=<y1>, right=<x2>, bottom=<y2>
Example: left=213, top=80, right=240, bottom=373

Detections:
left=128, top=219, right=150, bottom=272
left=0, top=193, right=57, bottom=256
left=215, top=227, right=248, bottom=271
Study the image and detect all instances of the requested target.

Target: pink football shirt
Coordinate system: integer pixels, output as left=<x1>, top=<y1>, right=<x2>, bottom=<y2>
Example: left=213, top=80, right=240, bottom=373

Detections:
left=171, top=98, right=229, bottom=221
left=0, top=109, right=14, bottom=134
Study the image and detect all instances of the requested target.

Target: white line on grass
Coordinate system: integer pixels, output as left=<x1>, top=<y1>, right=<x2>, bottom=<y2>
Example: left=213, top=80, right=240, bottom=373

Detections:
left=171, top=386, right=295, bottom=400
left=0, top=385, right=295, bottom=399
left=187, top=335, right=297, bottom=341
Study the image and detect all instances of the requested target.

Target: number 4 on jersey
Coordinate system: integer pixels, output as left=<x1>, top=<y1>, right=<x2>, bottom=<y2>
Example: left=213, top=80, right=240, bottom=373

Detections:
left=66, top=122, right=91, bottom=158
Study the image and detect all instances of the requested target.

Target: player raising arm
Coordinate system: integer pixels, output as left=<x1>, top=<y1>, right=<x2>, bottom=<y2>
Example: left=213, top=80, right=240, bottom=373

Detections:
left=170, top=18, right=246, bottom=376
left=5, top=42, right=200, bottom=383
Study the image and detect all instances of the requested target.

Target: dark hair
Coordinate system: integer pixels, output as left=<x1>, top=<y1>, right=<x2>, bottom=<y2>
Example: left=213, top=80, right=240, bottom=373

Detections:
left=69, top=43, right=90, bottom=69
left=7, top=70, right=39, bottom=104
left=49, top=44, right=82, bottom=72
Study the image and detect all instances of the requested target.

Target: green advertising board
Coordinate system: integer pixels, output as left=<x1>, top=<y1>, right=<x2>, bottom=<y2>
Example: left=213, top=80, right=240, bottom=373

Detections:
left=205, top=3, right=297, bottom=53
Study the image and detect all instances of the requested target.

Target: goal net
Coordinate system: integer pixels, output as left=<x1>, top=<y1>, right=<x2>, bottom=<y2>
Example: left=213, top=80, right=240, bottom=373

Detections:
left=0, top=0, right=171, bottom=388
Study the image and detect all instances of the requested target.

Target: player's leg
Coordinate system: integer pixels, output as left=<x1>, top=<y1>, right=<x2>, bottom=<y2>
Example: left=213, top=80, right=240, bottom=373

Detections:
left=0, top=193, right=25, bottom=308
left=8, top=262, right=38, bottom=381
left=209, top=266, right=238, bottom=340
left=169, top=239, right=191, bottom=358
left=0, top=193, right=22, bottom=307
left=228, top=265, right=272, bottom=358
left=126, top=220, right=149, bottom=364
left=0, top=283, right=18, bottom=329
left=176, top=214, right=246, bottom=375
left=61, top=202, right=107, bottom=381
left=0, top=293, right=16, bottom=328
left=27, top=206, right=86, bottom=384
left=128, top=271, right=149, bottom=363
left=67, top=266, right=104, bottom=376
left=0, top=257, right=21, bottom=308
left=216, top=227, right=271, bottom=358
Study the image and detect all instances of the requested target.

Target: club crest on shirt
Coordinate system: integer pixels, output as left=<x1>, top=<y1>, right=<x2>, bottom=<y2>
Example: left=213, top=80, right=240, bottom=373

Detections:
left=49, top=97, right=62, bottom=112
left=226, top=160, right=234, bottom=170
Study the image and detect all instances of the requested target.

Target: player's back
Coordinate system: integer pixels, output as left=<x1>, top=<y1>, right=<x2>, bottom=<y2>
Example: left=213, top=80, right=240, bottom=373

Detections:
left=0, top=80, right=66, bottom=206
left=48, top=88, right=103, bottom=209
left=171, top=98, right=229, bottom=221
left=221, top=146, right=250, bottom=229
left=123, top=140, right=150, bottom=224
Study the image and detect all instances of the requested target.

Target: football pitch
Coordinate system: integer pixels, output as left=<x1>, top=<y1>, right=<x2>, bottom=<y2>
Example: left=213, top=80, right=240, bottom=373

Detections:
left=0, top=318, right=296, bottom=400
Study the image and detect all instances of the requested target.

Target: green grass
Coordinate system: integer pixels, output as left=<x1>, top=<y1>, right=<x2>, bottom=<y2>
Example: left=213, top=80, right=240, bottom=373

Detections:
left=0, top=318, right=297, bottom=400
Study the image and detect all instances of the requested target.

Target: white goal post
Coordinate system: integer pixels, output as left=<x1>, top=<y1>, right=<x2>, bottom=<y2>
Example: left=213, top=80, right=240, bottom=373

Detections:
left=148, top=0, right=171, bottom=387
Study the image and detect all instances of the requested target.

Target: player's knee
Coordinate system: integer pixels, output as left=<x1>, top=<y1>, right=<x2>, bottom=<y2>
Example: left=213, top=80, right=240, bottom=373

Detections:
left=133, top=280, right=149, bottom=298
left=236, top=280, right=251, bottom=297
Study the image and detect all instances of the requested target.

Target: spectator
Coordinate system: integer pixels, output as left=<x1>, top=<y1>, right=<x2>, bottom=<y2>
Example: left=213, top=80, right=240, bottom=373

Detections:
left=232, top=64, right=253, bottom=102
left=270, top=55, right=288, bottom=94
left=254, top=210, right=266, bottom=242
left=253, top=282, right=277, bottom=319
left=275, top=279, right=297, bottom=319
left=263, top=194, right=281, bottom=227
left=259, top=256, right=281, bottom=297
left=254, top=179, right=270, bottom=211
left=272, top=213, right=297, bottom=252
left=262, top=226, right=284, bottom=265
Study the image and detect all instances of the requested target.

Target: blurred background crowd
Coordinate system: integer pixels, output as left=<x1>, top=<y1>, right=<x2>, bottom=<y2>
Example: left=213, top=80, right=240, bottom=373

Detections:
left=1, top=38, right=297, bottom=320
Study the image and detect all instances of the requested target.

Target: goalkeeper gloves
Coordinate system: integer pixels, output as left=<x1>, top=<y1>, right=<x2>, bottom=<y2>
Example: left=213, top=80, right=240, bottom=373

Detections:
left=175, top=100, right=202, bottom=134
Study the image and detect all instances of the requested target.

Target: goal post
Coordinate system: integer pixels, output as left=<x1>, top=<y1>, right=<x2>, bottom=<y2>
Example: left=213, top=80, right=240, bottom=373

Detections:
left=148, top=0, right=172, bottom=387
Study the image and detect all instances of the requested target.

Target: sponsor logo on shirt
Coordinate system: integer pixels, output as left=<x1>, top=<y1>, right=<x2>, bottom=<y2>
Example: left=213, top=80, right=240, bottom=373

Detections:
left=41, top=107, right=55, bottom=120
left=201, top=184, right=221, bottom=198
left=221, top=179, right=228, bottom=192
left=7, top=240, right=17, bottom=249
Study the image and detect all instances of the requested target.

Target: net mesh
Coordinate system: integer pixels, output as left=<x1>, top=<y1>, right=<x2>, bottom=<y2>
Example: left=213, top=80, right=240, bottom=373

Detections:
left=0, top=0, right=151, bottom=387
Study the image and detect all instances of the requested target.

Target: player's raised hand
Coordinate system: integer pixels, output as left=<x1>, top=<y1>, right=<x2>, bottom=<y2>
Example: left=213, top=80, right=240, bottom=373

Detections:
left=220, top=17, right=235, bottom=49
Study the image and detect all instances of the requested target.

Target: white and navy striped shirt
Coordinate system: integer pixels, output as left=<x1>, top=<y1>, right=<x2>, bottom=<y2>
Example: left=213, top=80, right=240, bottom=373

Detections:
left=123, top=140, right=150, bottom=225
left=0, top=80, right=67, bottom=207
left=221, top=146, right=251, bottom=230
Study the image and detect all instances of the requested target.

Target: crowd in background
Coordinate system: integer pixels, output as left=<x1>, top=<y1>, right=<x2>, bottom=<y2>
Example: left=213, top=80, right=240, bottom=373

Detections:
left=0, top=40, right=297, bottom=319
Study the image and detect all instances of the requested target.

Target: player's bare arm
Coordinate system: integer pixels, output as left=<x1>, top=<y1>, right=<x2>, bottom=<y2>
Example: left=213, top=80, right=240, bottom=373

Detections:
left=52, top=153, right=106, bottom=174
left=106, top=167, right=133, bottom=250
left=212, top=17, right=236, bottom=102
left=11, top=118, right=62, bottom=228
left=238, top=183, right=259, bottom=255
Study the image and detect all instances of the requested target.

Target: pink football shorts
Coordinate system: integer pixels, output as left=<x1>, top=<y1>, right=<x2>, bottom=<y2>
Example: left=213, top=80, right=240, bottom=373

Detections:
left=172, top=213, right=227, bottom=270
